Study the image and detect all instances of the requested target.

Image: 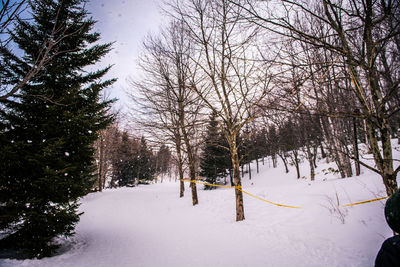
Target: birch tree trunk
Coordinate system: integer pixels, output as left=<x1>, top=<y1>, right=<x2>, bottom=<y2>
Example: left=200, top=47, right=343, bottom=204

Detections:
left=230, top=138, right=245, bottom=221
left=175, top=137, right=185, bottom=198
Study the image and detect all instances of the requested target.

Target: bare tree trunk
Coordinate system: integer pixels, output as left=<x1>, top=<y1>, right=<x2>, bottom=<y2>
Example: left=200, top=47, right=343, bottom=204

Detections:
left=256, top=157, right=259, bottom=173
left=319, top=118, right=331, bottom=164
left=366, top=119, right=398, bottom=196
left=175, top=138, right=185, bottom=198
left=305, top=145, right=315, bottom=181
left=320, top=143, right=326, bottom=159
left=179, top=102, right=198, bottom=206
left=231, top=144, right=245, bottom=221
left=289, top=150, right=301, bottom=179
left=342, top=142, right=353, bottom=178
left=353, top=117, right=361, bottom=176
left=248, top=162, right=252, bottom=180
left=312, top=146, right=318, bottom=169
left=278, top=153, right=289, bottom=173
left=189, top=164, right=198, bottom=205
left=363, top=120, right=371, bottom=153
left=327, top=117, right=348, bottom=178
left=272, top=154, right=277, bottom=168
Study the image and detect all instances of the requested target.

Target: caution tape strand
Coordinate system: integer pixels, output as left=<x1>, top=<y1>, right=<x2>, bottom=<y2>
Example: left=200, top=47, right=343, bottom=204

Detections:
left=339, top=196, right=389, bottom=207
left=180, top=179, right=387, bottom=209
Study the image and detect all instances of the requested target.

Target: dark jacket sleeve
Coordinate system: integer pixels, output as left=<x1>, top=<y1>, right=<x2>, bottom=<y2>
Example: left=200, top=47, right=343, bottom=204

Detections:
left=375, top=235, right=400, bottom=267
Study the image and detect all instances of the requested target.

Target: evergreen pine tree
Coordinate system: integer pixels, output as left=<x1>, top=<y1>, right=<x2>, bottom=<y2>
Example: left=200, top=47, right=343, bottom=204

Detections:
left=156, top=144, right=171, bottom=175
left=136, top=136, right=156, bottom=182
left=240, top=125, right=255, bottom=174
left=113, top=132, right=137, bottom=187
left=0, top=0, right=115, bottom=258
left=199, top=112, right=228, bottom=189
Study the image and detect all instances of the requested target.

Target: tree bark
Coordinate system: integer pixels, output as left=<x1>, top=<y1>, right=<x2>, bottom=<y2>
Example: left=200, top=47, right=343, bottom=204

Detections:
left=248, top=162, right=252, bottom=180
left=293, top=150, right=300, bottom=179
left=175, top=137, right=185, bottom=198
left=327, top=117, right=349, bottom=178
left=272, top=154, right=277, bottom=168
left=278, top=153, right=289, bottom=173
left=231, top=143, right=245, bottom=221
left=363, top=120, right=371, bottom=153
left=179, top=101, right=198, bottom=206
left=320, top=143, right=326, bottom=159
left=256, top=157, right=259, bottom=173
left=353, top=116, right=361, bottom=176
left=229, top=168, right=233, bottom=186
left=365, top=118, right=398, bottom=196
left=305, top=145, right=315, bottom=181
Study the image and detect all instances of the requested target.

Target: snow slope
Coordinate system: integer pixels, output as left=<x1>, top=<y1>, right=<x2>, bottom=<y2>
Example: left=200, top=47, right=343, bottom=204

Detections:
left=1, top=142, right=399, bottom=267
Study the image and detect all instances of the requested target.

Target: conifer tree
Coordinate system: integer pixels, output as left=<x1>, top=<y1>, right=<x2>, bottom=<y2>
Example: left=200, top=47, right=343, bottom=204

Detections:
left=136, top=136, right=156, bottom=182
left=156, top=144, right=171, bottom=175
left=199, top=112, right=229, bottom=189
left=113, top=132, right=137, bottom=187
left=0, top=0, right=114, bottom=258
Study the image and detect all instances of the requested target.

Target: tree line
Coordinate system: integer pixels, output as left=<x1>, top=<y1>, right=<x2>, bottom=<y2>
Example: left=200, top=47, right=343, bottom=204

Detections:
left=132, top=0, right=400, bottom=223
left=93, top=123, right=172, bottom=190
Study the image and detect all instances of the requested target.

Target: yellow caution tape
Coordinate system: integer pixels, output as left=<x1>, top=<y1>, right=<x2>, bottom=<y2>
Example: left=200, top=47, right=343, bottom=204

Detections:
left=181, top=179, right=302, bottom=209
left=339, top=196, right=389, bottom=207
left=239, top=189, right=303, bottom=209
left=180, top=179, right=388, bottom=209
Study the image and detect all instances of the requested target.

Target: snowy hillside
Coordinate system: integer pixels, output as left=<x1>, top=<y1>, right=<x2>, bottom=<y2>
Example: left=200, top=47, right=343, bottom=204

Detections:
left=1, top=142, right=399, bottom=267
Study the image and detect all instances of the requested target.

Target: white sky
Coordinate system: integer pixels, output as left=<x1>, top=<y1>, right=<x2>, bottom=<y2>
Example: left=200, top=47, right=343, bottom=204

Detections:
left=86, top=0, right=165, bottom=112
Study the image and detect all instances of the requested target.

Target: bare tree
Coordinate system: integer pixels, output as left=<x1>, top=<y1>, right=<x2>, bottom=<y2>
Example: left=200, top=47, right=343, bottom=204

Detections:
left=94, top=123, right=119, bottom=191
left=233, top=0, right=400, bottom=195
left=169, top=0, right=274, bottom=221
left=131, top=20, right=203, bottom=205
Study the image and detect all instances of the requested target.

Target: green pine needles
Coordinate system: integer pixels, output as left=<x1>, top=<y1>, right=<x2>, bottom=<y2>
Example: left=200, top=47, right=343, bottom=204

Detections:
left=0, top=0, right=115, bottom=258
left=199, top=112, right=231, bottom=189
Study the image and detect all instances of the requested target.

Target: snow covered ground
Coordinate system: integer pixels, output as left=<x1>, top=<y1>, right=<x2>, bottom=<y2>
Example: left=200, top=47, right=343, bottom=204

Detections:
left=1, top=142, right=399, bottom=267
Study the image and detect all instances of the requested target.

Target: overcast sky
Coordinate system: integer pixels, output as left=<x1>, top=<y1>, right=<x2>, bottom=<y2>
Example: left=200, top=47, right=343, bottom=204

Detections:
left=86, top=0, right=165, bottom=111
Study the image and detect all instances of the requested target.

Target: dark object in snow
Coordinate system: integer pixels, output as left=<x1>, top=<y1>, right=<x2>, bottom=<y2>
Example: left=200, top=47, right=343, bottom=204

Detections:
left=385, top=190, right=400, bottom=233
left=375, top=235, right=400, bottom=267
left=375, top=189, right=400, bottom=267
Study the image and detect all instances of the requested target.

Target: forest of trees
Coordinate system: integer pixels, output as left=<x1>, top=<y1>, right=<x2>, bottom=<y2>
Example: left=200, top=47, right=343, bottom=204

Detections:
left=0, top=0, right=399, bottom=259
left=93, top=123, right=171, bottom=190
left=132, top=0, right=400, bottom=222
